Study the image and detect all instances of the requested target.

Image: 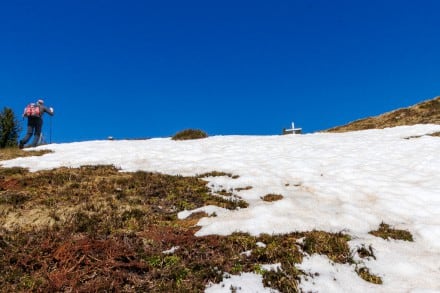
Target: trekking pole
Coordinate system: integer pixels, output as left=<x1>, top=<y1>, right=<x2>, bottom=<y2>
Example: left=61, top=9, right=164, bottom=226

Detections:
left=37, top=133, right=43, bottom=146
left=50, top=116, right=52, bottom=144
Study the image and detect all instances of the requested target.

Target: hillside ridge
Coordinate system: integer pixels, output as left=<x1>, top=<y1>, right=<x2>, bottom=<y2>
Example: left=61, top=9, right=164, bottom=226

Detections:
left=325, top=96, right=440, bottom=133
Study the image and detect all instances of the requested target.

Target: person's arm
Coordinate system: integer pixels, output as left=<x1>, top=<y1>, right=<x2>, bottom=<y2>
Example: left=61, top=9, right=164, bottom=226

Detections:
left=43, top=106, right=54, bottom=116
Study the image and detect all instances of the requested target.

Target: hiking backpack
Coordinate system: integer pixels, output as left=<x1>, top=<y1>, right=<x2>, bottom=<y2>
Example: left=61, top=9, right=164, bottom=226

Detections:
left=23, top=103, right=41, bottom=117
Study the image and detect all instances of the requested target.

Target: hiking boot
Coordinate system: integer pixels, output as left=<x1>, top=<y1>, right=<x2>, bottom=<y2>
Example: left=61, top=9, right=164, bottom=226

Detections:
left=19, top=142, right=24, bottom=149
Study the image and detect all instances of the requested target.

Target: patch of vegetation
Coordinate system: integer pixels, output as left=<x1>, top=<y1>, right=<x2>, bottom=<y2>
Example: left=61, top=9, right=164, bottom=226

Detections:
left=0, top=167, right=28, bottom=177
left=0, top=148, right=52, bottom=161
left=356, top=267, right=383, bottom=284
left=0, top=192, right=31, bottom=207
left=263, top=265, right=300, bottom=292
left=197, top=171, right=239, bottom=179
left=0, top=163, right=386, bottom=291
left=261, top=194, right=284, bottom=202
left=404, top=132, right=440, bottom=139
left=403, top=135, right=423, bottom=140
left=0, top=226, right=365, bottom=292
left=172, top=129, right=208, bottom=140
left=357, top=244, right=376, bottom=260
left=235, top=186, right=253, bottom=191
left=325, top=96, right=440, bottom=132
left=369, top=222, right=414, bottom=241
left=216, top=188, right=234, bottom=197
left=0, top=107, right=21, bottom=148
left=300, top=231, right=353, bottom=264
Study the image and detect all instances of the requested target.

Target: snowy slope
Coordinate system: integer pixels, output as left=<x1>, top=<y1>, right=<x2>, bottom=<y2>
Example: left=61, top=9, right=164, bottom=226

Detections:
left=2, top=124, right=440, bottom=292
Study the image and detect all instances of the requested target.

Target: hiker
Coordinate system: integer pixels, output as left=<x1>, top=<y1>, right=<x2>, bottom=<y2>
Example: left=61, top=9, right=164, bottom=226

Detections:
left=19, top=99, right=54, bottom=149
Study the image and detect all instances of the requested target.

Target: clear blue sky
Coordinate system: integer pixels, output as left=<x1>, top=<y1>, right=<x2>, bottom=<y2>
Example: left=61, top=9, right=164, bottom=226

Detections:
left=1, top=0, right=439, bottom=143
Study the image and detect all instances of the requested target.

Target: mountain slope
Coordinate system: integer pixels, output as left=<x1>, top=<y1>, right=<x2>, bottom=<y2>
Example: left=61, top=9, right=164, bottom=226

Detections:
left=1, top=105, right=440, bottom=291
left=325, top=96, right=440, bottom=133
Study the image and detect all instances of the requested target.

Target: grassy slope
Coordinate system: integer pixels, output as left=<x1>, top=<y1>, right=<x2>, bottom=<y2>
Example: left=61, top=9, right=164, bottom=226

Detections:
left=0, top=149, right=52, bottom=161
left=0, top=163, right=368, bottom=292
left=3, top=94, right=436, bottom=292
left=325, top=96, right=440, bottom=133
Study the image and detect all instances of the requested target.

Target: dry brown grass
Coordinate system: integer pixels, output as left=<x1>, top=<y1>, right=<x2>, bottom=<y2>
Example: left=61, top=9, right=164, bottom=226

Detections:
left=301, top=231, right=352, bottom=264
left=172, top=129, right=208, bottom=140
left=326, top=96, right=440, bottom=133
left=261, top=194, right=284, bottom=202
left=0, top=162, right=403, bottom=291
left=369, top=222, right=414, bottom=242
left=197, top=171, right=239, bottom=179
left=356, top=267, right=383, bottom=284
left=0, top=148, right=52, bottom=161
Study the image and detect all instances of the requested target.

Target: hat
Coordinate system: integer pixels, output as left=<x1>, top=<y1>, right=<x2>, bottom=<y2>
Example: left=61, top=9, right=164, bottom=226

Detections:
left=37, top=99, right=44, bottom=105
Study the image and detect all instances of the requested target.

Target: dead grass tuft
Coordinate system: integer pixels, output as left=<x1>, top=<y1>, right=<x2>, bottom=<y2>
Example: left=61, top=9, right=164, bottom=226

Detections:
left=261, top=194, right=284, bottom=202
left=369, top=223, right=414, bottom=241
left=356, top=267, right=383, bottom=284
left=300, top=231, right=353, bottom=264
left=235, top=186, right=253, bottom=191
left=197, top=171, right=239, bottom=179
left=357, top=244, right=376, bottom=260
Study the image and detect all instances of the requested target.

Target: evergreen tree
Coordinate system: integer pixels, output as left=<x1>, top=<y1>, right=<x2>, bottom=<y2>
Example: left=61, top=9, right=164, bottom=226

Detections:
left=0, top=107, right=21, bottom=148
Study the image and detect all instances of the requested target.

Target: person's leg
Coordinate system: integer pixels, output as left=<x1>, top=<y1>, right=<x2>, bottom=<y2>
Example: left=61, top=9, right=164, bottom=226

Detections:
left=19, top=124, right=34, bottom=148
left=30, top=119, right=43, bottom=147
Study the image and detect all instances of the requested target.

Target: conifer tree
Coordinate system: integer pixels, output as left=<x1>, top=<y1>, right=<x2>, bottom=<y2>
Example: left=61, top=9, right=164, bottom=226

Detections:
left=0, top=107, right=21, bottom=148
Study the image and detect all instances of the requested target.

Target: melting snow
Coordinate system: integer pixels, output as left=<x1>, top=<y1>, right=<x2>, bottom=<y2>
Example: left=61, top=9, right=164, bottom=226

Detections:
left=2, top=124, right=440, bottom=292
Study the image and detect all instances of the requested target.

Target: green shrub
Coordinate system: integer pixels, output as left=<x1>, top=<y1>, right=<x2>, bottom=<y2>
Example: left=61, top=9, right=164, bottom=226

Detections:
left=0, top=107, right=21, bottom=148
left=172, top=129, right=208, bottom=140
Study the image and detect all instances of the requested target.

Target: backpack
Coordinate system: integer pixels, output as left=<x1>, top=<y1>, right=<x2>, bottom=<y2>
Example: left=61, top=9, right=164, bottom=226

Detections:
left=24, top=103, right=41, bottom=117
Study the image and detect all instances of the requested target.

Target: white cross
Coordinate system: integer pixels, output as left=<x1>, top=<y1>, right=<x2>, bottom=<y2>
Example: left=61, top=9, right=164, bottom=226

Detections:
left=284, top=122, right=302, bottom=134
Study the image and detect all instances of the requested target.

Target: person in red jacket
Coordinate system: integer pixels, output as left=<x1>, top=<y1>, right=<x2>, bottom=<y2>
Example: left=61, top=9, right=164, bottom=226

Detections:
left=19, top=99, right=54, bottom=149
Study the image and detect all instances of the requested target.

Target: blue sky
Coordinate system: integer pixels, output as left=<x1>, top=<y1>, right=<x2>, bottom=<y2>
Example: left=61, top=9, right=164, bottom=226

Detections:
left=1, top=0, right=439, bottom=143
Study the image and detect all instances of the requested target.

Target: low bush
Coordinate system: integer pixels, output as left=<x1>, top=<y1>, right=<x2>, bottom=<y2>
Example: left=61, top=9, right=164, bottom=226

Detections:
left=172, top=129, right=208, bottom=140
